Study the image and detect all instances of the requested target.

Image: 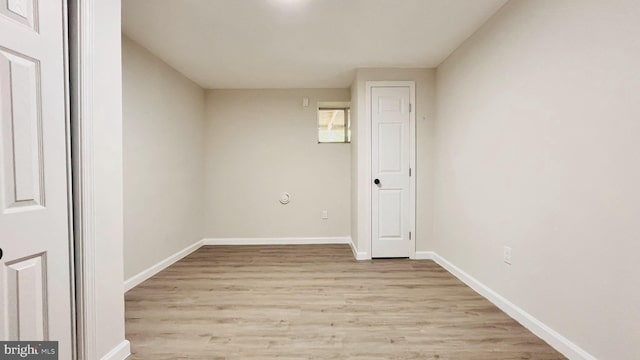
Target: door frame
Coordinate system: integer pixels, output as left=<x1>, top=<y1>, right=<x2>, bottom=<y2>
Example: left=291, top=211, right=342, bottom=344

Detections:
left=365, top=81, right=416, bottom=259
left=68, top=1, right=98, bottom=358
left=68, top=1, right=130, bottom=359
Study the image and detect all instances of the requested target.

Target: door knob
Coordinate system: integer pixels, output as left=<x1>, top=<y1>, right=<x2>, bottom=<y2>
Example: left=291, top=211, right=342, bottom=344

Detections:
left=374, top=179, right=380, bottom=185
left=0, top=248, right=3, bottom=260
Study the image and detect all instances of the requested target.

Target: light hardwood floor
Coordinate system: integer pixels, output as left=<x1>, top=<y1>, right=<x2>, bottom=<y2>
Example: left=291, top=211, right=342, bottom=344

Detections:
left=125, top=245, right=565, bottom=359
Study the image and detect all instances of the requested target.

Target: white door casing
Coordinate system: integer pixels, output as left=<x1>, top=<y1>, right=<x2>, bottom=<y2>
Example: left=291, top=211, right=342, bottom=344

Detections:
left=0, top=0, right=74, bottom=358
left=371, top=84, right=415, bottom=258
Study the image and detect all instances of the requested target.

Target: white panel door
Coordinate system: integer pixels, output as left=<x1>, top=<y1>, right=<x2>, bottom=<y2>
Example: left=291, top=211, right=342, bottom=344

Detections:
left=0, top=0, right=73, bottom=358
left=371, top=86, right=411, bottom=258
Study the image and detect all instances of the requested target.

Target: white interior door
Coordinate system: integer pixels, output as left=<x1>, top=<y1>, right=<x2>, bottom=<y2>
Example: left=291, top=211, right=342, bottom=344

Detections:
left=371, top=86, right=412, bottom=258
left=0, top=0, right=73, bottom=358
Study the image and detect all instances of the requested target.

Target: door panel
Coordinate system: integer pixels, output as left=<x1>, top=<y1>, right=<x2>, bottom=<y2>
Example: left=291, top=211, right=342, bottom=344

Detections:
left=371, top=86, right=411, bottom=258
left=6, top=253, right=47, bottom=340
left=379, top=190, right=403, bottom=238
left=378, top=123, right=403, bottom=173
left=0, top=1, right=73, bottom=358
left=0, top=47, right=44, bottom=211
left=0, top=0, right=38, bottom=31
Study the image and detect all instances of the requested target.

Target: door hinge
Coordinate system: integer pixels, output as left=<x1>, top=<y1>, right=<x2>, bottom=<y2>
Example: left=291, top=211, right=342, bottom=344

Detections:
left=409, top=232, right=412, bottom=240
left=409, top=103, right=412, bottom=112
left=409, top=168, right=412, bottom=177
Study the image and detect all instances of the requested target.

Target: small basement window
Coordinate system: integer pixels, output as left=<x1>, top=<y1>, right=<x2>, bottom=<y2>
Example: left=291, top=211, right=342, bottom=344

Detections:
left=318, top=102, right=351, bottom=143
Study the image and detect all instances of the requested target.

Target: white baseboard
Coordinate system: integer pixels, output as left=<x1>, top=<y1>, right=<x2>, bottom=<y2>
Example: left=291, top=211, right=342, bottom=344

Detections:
left=349, top=239, right=369, bottom=260
left=202, top=237, right=351, bottom=245
left=100, top=340, right=130, bottom=360
left=120, top=238, right=593, bottom=359
left=124, top=237, right=354, bottom=292
left=414, top=251, right=435, bottom=260
left=124, top=240, right=203, bottom=292
left=430, top=253, right=596, bottom=360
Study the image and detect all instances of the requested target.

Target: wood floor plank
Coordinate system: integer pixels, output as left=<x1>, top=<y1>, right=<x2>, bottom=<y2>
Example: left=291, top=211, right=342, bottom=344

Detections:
left=125, top=245, right=565, bottom=359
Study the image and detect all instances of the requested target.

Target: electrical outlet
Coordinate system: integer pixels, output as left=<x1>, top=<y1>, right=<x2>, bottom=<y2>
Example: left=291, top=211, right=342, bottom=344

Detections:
left=503, top=246, right=512, bottom=265
left=322, top=210, right=328, bottom=219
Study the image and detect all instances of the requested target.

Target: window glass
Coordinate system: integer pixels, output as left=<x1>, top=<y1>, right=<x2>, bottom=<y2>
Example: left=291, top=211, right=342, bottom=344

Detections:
left=318, top=107, right=350, bottom=143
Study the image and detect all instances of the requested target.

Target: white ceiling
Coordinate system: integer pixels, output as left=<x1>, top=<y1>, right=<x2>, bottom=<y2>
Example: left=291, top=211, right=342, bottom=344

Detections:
left=122, top=0, right=507, bottom=89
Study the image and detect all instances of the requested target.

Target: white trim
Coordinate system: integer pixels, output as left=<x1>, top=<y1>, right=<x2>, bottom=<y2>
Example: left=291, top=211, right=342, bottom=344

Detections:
left=69, top=0, right=96, bottom=358
left=349, top=240, right=369, bottom=261
left=203, top=237, right=351, bottom=246
left=61, top=0, right=79, bottom=357
left=428, top=253, right=596, bottom=360
left=124, top=240, right=204, bottom=292
left=124, top=238, right=358, bottom=293
left=413, top=251, right=435, bottom=260
left=120, top=232, right=595, bottom=359
left=99, top=340, right=130, bottom=360
left=366, top=81, right=416, bottom=259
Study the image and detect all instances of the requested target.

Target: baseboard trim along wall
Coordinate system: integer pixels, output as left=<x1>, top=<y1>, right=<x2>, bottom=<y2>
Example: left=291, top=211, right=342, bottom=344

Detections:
left=124, top=240, right=203, bottom=292
left=203, top=237, right=351, bottom=245
left=429, top=253, right=596, bottom=360
left=100, top=340, right=130, bottom=360
left=414, top=251, right=436, bottom=260
left=349, top=240, right=369, bottom=260
left=125, top=237, right=353, bottom=292
left=122, top=239, right=593, bottom=360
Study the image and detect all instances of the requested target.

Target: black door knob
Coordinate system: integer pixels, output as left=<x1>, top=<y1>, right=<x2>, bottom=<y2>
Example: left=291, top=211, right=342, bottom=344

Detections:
left=374, top=179, right=380, bottom=185
left=0, top=248, right=3, bottom=260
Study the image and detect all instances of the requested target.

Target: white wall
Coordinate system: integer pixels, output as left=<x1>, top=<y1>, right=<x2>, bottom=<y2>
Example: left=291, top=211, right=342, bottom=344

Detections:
left=434, top=1, right=640, bottom=359
left=92, top=1, right=128, bottom=357
left=350, top=83, right=359, bottom=248
left=204, top=89, right=351, bottom=239
left=351, top=68, right=436, bottom=256
left=122, top=36, right=205, bottom=279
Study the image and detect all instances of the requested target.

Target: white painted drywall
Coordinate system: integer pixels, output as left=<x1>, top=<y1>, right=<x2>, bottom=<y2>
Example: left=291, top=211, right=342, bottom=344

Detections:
left=351, top=69, right=436, bottom=257
left=203, top=89, right=351, bottom=238
left=122, top=35, right=205, bottom=279
left=434, top=1, right=640, bottom=358
left=350, top=83, right=359, bottom=248
left=92, top=1, right=127, bottom=357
